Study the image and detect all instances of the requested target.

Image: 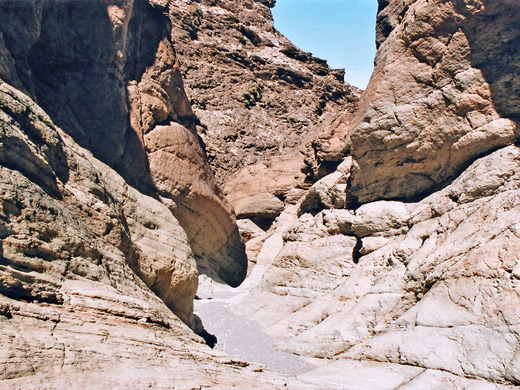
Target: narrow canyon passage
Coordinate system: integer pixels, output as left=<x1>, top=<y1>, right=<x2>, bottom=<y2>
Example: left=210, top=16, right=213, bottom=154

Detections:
left=1, top=0, right=519, bottom=388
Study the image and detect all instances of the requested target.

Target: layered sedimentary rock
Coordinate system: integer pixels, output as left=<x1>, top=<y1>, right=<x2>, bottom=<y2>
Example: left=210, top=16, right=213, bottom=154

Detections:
left=166, top=0, right=361, bottom=239
left=2, top=0, right=520, bottom=388
left=0, top=77, right=316, bottom=390
left=0, top=0, right=285, bottom=387
left=0, top=0, right=247, bottom=286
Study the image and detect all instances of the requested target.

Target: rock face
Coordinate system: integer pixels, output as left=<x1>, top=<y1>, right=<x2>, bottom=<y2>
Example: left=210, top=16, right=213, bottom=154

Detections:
left=0, top=0, right=247, bottom=286
left=0, top=0, right=291, bottom=388
left=205, top=0, right=520, bottom=388
left=168, top=0, right=360, bottom=185
left=0, top=80, right=314, bottom=389
left=347, top=0, right=519, bottom=205
left=2, top=0, right=520, bottom=388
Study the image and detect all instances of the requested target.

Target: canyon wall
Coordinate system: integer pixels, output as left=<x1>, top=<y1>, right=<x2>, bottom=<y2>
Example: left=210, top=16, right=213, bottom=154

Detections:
left=348, top=0, right=519, bottom=204
left=226, top=0, right=520, bottom=388
left=1, top=0, right=520, bottom=388
left=168, top=0, right=359, bottom=185
left=0, top=0, right=247, bottom=290
left=168, top=0, right=361, bottom=241
left=0, top=0, right=305, bottom=388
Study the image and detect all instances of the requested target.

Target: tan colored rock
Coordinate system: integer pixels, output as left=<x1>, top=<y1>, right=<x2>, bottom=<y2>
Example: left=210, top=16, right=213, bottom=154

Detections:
left=0, top=0, right=247, bottom=287
left=237, top=219, right=265, bottom=242
left=225, top=152, right=306, bottom=229
left=0, top=78, right=317, bottom=390
left=226, top=146, right=520, bottom=387
left=347, top=0, right=518, bottom=205
left=168, top=0, right=360, bottom=185
left=195, top=3, right=520, bottom=388
left=143, top=122, right=246, bottom=286
left=299, top=157, right=353, bottom=215
left=123, top=3, right=247, bottom=287
left=351, top=200, right=410, bottom=238
left=0, top=80, right=197, bottom=326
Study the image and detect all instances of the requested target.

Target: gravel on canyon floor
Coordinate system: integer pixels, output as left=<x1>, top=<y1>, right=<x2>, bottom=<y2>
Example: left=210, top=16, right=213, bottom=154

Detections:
left=194, top=277, right=317, bottom=377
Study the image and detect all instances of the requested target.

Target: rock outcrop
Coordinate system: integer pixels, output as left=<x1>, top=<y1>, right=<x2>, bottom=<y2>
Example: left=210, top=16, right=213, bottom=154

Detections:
left=168, top=0, right=360, bottom=185
left=2, top=0, right=520, bottom=388
left=347, top=0, right=519, bottom=205
left=0, top=0, right=289, bottom=388
left=200, top=0, right=520, bottom=388
left=0, top=77, right=316, bottom=390
left=0, top=0, right=247, bottom=286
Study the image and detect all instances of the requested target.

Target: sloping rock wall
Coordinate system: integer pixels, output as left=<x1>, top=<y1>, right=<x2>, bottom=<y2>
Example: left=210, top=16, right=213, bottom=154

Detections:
left=2, top=0, right=520, bottom=388
left=0, top=78, right=317, bottom=389
left=223, top=0, right=520, bottom=388
left=0, top=0, right=247, bottom=286
left=348, top=0, right=519, bottom=205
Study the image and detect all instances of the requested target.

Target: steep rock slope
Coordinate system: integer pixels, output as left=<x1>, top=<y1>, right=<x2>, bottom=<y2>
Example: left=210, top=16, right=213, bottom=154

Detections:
left=0, top=80, right=317, bottom=389
left=0, top=0, right=246, bottom=286
left=169, top=0, right=360, bottom=185
left=166, top=0, right=361, bottom=245
left=217, top=0, right=520, bottom=388
left=0, top=0, right=311, bottom=388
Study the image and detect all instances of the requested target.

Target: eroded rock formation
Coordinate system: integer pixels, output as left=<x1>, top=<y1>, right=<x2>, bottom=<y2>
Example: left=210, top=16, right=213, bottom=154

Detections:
left=347, top=0, right=519, bottom=205
left=168, top=0, right=359, bottom=186
left=0, top=75, right=313, bottom=390
left=1, top=0, right=520, bottom=388
left=0, top=0, right=247, bottom=288
left=201, top=0, right=520, bottom=388
left=0, top=0, right=281, bottom=387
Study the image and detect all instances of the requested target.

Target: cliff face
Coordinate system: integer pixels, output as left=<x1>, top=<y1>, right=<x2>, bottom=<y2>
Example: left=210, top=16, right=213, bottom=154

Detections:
left=347, top=0, right=519, bottom=205
left=165, top=0, right=361, bottom=245
left=167, top=0, right=359, bottom=185
left=1, top=0, right=520, bottom=388
left=0, top=1, right=286, bottom=387
left=0, top=0, right=247, bottom=289
left=213, top=0, right=520, bottom=388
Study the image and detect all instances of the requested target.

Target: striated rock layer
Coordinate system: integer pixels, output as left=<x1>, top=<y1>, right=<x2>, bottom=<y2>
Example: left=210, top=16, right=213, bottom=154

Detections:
left=0, top=81, right=314, bottom=389
left=0, top=0, right=247, bottom=288
left=0, top=0, right=289, bottom=388
left=2, top=0, right=520, bottom=388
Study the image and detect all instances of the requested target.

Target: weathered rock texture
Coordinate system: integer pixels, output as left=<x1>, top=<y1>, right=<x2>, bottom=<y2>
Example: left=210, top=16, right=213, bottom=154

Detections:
left=0, top=0, right=301, bottom=387
left=348, top=0, right=519, bottom=205
left=209, top=0, right=520, bottom=389
left=168, top=0, right=360, bottom=185
left=0, top=80, right=316, bottom=389
left=2, top=0, right=520, bottom=388
left=0, top=0, right=247, bottom=286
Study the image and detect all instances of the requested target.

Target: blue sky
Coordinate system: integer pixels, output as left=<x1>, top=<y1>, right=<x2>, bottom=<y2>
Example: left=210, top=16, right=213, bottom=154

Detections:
left=271, top=0, right=378, bottom=89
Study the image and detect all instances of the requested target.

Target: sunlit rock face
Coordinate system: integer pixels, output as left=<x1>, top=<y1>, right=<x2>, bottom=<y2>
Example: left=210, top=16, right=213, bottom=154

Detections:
left=167, top=0, right=362, bottom=259
left=223, top=0, right=520, bottom=388
left=348, top=0, right=519, bottom=205
left=1, top=0, right=520, bottom=388
left=0, top=1, right=295, bottom=387
left=167, top=0, right=360, bottom=186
